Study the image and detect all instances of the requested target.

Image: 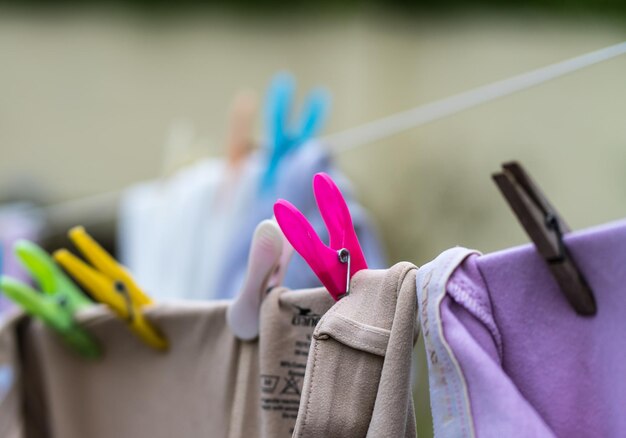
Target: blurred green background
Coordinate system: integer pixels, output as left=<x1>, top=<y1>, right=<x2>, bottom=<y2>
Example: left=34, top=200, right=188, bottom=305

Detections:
left=1, top=3, right=626, bottom=436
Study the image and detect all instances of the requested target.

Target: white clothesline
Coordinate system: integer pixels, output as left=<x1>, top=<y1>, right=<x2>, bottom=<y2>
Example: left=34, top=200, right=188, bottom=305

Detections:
left=42, top=40, right=626, bottom=224
left=323, top=40, right=626, bottom=153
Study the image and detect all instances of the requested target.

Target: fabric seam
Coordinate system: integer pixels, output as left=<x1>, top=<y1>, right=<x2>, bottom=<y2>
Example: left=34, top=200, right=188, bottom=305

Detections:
left=419, top=248, right=479, bottom=438
left=447, top=280, right=503, bottom=359
left=297, top=336, right=320, bottom=437
left=330, top=312, right=391, bottom=337
left=474, top=259, right=506, bottom=363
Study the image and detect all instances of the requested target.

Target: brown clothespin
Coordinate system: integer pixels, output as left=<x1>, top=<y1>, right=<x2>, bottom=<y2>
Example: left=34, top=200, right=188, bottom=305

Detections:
left=492, top=162, right=596, bottom=316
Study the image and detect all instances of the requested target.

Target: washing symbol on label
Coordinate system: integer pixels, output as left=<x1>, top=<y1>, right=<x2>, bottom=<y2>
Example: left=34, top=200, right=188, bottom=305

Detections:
left=261, top=375, right=280, bottom=394
left=291, top=305, right=322, bottom=327
left=280, top=376, right=301, bottom=396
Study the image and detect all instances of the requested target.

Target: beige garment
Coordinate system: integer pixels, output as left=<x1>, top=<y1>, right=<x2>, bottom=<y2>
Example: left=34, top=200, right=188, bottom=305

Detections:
left=0, top=314, right=27, bottom=438
left=293, top=262, right=419, bottom=438
left=0, top=288, right=334, bottom=438
left=259, top=288, right=332, bottom=437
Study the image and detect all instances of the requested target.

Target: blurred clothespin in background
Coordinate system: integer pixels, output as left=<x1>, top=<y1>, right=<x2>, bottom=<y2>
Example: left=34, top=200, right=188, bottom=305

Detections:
left=213, top=90, right=260, bottom=209
left=261, top=72, right=331, bottom=192
left=54, top=227, right=168, bottom=351
left=0, top=240, right=101, bottom=359
left=226, top=90, right=258, bottom=170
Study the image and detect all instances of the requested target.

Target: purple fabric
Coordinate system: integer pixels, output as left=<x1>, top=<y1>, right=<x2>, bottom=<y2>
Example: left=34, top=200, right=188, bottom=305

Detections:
left=0, top=204, right=44, bottom=317
left=442, top=219, right=626, bottom=437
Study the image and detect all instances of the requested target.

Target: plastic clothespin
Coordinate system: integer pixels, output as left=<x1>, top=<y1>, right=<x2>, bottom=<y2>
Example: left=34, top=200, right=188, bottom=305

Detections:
left=261, top=72, right=331, bottom=192
left=226, top=90, right=258, bottom=169
left=0, top=240, right=101, bottom=358
left=493, top=161, right=596, bottom=316
left=227, top=220, right=293, bottom=341
left=53, top=226, right=168, bottom=350
left=274, top=172, right=367, bottom=300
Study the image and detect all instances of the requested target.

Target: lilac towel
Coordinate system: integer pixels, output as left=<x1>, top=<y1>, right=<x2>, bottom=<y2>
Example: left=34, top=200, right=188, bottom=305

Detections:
left=416, top=219, right=626, bottom=437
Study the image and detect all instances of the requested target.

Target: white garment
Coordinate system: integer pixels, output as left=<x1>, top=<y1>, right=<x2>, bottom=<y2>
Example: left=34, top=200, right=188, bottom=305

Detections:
left=119, top=159, right=226, bottom=299
left=118, top=142, right=387, bottom=301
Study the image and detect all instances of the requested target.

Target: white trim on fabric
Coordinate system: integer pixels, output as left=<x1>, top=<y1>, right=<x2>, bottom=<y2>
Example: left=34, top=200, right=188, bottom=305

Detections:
left=416, top=247, right=481, bottom=438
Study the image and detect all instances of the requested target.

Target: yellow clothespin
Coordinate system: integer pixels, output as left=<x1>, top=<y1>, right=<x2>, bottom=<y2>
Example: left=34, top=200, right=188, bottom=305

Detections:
left=53, top=226, right=168, bottom=351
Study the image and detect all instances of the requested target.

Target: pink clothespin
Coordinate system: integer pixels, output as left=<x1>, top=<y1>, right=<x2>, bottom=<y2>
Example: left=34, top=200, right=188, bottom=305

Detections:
left=274, top=172, right=367, bottom=300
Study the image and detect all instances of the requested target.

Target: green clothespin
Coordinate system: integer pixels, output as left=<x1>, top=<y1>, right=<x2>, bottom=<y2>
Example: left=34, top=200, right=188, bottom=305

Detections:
left=0, top=240, right=101, bottom=359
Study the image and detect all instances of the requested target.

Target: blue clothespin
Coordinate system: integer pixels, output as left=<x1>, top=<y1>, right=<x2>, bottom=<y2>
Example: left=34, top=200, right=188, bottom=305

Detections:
left=260, top=72, right=331, bottom=192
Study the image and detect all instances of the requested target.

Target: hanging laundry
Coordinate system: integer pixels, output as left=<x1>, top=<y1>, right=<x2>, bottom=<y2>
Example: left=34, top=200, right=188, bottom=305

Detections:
left=215, top=140, right=387, bottom=300
left=416, top=219, right=626, bottom=437
left=118, top=158, right=228, bottom=300
left=0, top=278, right=335, bottom=438
left=276, top=171, right=419, bottom=437
left=293, top=262, right=419, bottom=438
left=117, top=75, right=386, bottom=301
